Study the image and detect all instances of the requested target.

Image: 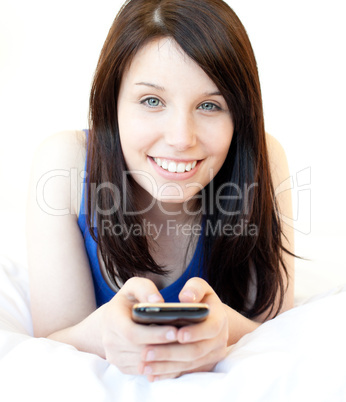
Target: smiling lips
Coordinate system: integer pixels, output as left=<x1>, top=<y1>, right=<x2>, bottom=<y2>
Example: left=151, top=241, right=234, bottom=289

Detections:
left=152, top=157, right=198, bottom=173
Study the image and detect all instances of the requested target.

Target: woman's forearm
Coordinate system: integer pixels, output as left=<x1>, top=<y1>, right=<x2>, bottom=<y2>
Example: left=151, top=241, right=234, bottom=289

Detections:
left=46, top=308, right=106, bottom=358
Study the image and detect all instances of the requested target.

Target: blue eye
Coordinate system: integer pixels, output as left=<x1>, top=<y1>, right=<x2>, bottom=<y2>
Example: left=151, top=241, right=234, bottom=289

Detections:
left=141, top=97, right=162, bottom=107
left=199, top=102, right=220, bottom=111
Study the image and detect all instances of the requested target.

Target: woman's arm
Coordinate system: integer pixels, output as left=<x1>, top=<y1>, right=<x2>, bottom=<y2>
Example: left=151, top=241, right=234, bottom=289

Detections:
left=26, top=131, right=179, bottom=372
left=181, top=135, right=295, bottom=343
left=138, top=136, right=295, bottom=380
left=26, top=130, right=97, bottom=338
left=223, top=133, right=295, bottom=326
left=261, top=133, right=295, bottom=319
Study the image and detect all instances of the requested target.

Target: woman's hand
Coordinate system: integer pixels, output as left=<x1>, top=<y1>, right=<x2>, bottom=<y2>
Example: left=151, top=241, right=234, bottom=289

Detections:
left=100, top=277, right=179, bottom=375
left=139, top=278, right=230, bottom=381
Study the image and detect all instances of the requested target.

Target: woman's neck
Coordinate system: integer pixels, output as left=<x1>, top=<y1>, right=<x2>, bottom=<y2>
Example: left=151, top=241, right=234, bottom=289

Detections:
left=140, top=197, right=199, bottom=226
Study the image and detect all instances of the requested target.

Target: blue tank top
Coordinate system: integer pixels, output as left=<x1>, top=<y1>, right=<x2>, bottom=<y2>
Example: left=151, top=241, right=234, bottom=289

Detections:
left=77, top=130, right=205, bottom=307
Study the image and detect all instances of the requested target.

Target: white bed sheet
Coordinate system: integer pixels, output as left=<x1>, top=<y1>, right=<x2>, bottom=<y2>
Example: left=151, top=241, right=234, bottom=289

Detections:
left=0, top=255, right=345, bottom=402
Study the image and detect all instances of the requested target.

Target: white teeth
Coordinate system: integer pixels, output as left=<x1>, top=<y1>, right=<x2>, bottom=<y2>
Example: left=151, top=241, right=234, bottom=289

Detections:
left=177, top=163, right=186, bottom=173
left=153, top=157, right=198, bottom=173
left=168, top=162, right=177, bottom=173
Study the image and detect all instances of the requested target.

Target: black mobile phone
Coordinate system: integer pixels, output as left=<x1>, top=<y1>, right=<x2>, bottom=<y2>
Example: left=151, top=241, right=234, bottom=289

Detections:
left=132, top=302, right=209, bottom=327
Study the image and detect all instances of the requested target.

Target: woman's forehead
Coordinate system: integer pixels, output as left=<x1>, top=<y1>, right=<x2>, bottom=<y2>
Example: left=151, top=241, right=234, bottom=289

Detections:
left=120, top=38, right=219, bottom=93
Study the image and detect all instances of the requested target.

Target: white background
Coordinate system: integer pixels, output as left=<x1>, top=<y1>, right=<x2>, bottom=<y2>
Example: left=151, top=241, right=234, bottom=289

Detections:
left=0, top=0, right=345, bottom=301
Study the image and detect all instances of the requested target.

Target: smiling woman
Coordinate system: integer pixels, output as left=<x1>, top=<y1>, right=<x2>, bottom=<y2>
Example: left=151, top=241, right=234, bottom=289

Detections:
left=26, top=0, right=294, bottom=382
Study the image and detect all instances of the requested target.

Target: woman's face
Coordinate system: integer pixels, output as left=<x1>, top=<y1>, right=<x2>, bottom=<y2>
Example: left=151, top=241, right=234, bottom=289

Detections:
left=117, top=38, right=234, bottom=207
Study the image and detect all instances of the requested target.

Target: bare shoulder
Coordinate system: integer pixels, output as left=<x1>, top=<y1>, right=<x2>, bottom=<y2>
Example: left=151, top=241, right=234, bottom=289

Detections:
left=34, top=129, right=86, bottom=169
left=30, top=130, right=87, bottom=216
left=266, top=132, right=286, bottom=155
left=265, top=132, right=293, bottom=218
left=266, top=133, right=290, bottom=190
left=27, top=130, right=95, bottom=336
left=265, top=133, right=295, bottom=314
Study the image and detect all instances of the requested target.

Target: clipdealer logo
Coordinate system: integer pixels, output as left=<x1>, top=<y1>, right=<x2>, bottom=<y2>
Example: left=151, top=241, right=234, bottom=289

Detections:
left=35, top=168, right=258, bottom=219
left=35, top=166, right=311, bottom=235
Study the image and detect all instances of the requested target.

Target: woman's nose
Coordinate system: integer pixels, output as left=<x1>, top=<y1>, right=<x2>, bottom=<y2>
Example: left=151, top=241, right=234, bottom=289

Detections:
left=164, top=111, right=197, bottom=151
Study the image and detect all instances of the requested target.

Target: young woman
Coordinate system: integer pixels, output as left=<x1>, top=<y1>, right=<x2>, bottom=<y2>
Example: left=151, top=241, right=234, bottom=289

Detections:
left=27, top=0, right=294, bottom=382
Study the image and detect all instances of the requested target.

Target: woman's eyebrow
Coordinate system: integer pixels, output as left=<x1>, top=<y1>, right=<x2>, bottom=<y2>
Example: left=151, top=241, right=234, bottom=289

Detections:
left=135, top=82, right=222, bottom=97
left=135, top=82, right=165, bottom=91
left=202, top=91, right=222, bottom=97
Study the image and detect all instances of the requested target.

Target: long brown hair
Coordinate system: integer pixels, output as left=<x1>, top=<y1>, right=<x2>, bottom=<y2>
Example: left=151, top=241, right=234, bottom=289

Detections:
left=87, top=0, right=291, bottom=318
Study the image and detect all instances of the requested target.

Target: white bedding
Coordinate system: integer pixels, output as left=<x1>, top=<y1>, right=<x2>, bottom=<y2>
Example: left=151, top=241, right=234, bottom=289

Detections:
left=0, top=255, right=345, bottom=402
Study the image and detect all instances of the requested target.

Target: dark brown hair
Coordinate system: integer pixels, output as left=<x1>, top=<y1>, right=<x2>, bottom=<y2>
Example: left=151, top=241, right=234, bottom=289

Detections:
left=87, top=0, right=291, bottom=318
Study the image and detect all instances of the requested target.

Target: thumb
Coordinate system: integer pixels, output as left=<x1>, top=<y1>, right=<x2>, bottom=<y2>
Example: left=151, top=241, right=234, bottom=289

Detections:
left=119, top=277, right=164, bottom=304
left=179, top=277, right=211, bottom=303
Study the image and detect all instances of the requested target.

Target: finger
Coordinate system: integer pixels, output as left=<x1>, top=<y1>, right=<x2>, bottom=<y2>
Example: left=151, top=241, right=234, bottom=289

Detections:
left=139, top=360, right=187, bottom=377
left=110, top=350, right=143, bottom=375
left=178, top=277, right=215, bottom=303
left=106, top=288, right=179, bottom=346
left=178, top=278, right=227, bottom=344
left=146, top=362, right=217, bottom=381
left=146, top=372, right=181, bottom=382
left=142, top=337, right=218, bottom=363
left=177, top=312, right=228, bottom=344
left=130, top=324, right=179, bottom=345
left=118, top=277, right=164, bottom=304
left=140, top=345, right=226, bottom=377
left=108, top=315, right=178, bottom=346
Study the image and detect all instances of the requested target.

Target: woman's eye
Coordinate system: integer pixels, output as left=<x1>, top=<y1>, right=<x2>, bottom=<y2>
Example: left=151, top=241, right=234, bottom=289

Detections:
left=199, top=102, right=220, bottom=111
left=141, top=97, right=162, bottom=108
